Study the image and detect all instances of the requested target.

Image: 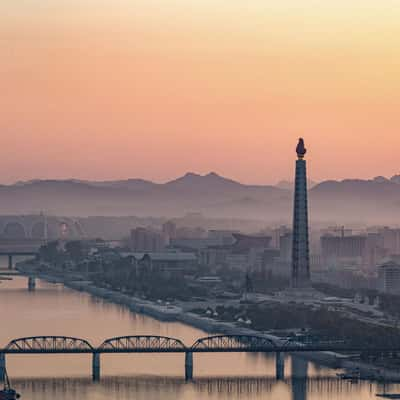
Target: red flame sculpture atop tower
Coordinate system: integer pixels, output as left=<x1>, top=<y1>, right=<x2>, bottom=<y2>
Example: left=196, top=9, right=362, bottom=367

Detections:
left=296, top=138, right=307, bottom=159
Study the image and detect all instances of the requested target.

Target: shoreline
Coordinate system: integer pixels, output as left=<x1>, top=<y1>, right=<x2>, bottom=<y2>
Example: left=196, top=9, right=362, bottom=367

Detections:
left=16, top=264, right=400, bottom=382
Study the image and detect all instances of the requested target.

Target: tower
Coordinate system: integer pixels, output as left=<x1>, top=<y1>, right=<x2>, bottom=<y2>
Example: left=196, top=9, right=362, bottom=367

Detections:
left=291, top=138, right=311, bottom=288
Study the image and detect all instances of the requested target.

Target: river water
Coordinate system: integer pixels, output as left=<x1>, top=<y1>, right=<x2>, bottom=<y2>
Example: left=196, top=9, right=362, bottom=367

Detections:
left=0, top=263, right=398, bottom=400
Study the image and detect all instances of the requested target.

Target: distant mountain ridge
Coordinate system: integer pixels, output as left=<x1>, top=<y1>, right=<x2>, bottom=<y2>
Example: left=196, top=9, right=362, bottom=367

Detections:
left=2, top=173, right=400, bottom=222
left=275, top=179, right=318, bottom=190
left=1, top=173, right=287, bottom=218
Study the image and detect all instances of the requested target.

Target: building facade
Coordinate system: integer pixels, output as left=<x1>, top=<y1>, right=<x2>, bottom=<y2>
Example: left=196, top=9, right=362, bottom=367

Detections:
left=130, top=227, right=165, bottom=252
left=378, top=261, right=400, bottom=294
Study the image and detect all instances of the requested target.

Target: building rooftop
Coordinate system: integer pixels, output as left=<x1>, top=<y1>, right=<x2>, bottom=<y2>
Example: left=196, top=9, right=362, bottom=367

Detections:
left=379, top=260, right=400, bottom=269
left=122, top=252, right=197, bottom=262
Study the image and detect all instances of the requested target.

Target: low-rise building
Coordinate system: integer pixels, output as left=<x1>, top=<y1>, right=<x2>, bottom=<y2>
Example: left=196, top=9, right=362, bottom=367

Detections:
left=124, top=251, right=198, bottom=278
left=199, top=233, right=272, bottom=272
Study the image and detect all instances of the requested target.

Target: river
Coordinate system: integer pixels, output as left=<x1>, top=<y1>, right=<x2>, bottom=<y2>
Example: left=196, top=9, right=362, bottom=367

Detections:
left=0, top=261, right=398, bottom=400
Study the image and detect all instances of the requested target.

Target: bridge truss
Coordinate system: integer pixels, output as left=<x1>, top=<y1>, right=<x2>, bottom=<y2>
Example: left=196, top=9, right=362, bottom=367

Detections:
left=191, top=335, right=277, bottom=352
left=1, top=334, right=395, bottom=354
left=99, top=335, right=186, bottom=352
left=6, top=336, right=93, bottom=352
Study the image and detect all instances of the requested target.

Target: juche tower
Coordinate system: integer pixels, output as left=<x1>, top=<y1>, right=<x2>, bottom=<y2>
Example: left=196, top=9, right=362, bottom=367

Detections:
left=291, top=138, right=311, bottom=288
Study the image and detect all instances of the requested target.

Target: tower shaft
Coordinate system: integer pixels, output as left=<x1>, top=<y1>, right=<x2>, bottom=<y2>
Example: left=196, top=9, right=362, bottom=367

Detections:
left=291, top=158, right=311, bottom=288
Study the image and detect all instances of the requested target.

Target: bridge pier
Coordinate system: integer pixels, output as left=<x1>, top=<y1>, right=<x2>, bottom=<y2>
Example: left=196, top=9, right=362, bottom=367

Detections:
left=92, top=353, right=100, bottom=381
left=28, top=276, right=36, bottom=291
left=0, top=353, right=5, bottom=382
left=291, top=356, right=308, bottom=400
left=8, top=255, right=13, bottom=270
left=185, top=351, right=193, bottom=381
left=275, top=352, right=285, bottom=380
left=291, top=356, right=308, bottom=378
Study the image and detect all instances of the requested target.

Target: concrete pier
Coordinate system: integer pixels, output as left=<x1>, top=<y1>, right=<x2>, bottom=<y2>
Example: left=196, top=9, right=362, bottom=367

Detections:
left=0, top=353, right=5, bottom=382
left=28, top=277, right=36, bottom=291
left=292, top=356, right=308, bottom=378
left=185, top=351, right=193, bottom=381
left=275, top=352, right=285, bottom=380
left=92, top=353, right=100, bottom=381
left=291, top=356, right=308, bottom=400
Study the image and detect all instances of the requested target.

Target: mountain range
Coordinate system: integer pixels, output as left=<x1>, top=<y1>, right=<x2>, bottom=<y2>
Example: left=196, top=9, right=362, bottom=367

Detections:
left=3, top=172, right=400, bottom=223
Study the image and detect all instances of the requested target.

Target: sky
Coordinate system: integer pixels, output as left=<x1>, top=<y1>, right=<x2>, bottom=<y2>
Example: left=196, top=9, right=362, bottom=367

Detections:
left=1, top=1, right=400, bottom=184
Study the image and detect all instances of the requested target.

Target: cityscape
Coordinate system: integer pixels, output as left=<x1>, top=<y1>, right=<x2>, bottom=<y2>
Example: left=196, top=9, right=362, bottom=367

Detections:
left=1, top=139, right=400, bottom=399
left=2, top=1, right=400, bottom=400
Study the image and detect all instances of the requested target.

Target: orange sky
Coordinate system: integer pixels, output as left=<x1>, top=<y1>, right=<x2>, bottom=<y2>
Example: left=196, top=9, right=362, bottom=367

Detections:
left=1, top=1, right=400, bottom=184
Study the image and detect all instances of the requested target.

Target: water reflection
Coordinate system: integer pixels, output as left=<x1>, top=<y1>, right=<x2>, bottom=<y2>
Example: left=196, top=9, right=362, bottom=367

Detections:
left=11, top=375, right=393, bottom=400
left=0, top=273, right=396, bottom=399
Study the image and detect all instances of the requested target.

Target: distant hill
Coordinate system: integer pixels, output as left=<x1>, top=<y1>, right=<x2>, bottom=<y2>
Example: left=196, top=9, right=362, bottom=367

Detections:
left=1, top=173, right=400, bottom=223
left=275, top=179, right=318, bottom=190
left=310, top=176, right=400, bottom=222
left=0, top=173, right=288, bottom=219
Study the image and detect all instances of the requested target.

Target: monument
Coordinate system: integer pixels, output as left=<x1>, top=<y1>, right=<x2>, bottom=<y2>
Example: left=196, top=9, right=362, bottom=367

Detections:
left=291, top=138, right=311, bottom=288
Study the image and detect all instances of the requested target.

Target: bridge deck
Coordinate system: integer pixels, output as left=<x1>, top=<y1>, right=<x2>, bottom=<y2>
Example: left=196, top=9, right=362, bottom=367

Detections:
left=1, top=335, right=399, bottom=355
left=0, top=271, right=23, bottom=276
left=0, top=251, right=38, bottom=256
left=0, top=346, right=399, bottom=354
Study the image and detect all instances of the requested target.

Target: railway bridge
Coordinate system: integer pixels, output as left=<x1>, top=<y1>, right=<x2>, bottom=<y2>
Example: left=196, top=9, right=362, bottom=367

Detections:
left=1, top=335, right=399, bottom=381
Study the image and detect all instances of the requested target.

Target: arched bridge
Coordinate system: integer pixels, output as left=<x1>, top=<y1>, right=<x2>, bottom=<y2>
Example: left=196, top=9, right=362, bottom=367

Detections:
left=99, top=335, right=186, bottom=352
left=6, top=336, right=93, bottom=353
left=1, top=334, right=394, bottom=354
left=2, top=334, right=394, bottom=354
left=1, top=334, right=400, bottom=382
left=192, top=335, right=277, bottom=352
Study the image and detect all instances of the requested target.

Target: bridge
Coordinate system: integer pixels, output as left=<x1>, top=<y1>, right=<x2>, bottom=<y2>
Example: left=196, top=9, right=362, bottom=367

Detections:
left=0, top=251, right=38, bottom=270
left=0, top=214, right=86, bottom=269
left=1, top=335, right=399, bottom=381
left=0, top=215, right=85, bottom=241
left=0, top=239, right=42, bottom=270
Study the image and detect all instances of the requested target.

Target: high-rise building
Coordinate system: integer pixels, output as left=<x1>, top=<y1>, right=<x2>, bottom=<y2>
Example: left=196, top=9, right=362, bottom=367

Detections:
left=321, top=234, right=367, bottom=261
left=130, top=227, right=165, bottom=252
left=280, top=231, right=292, bottom=263
left=271, top=225, right=291, bottom=249
left=162, top=220, right=177, bottom=244
left=291, top=138, right=311, bottom=288
left=379, top=227, right=400, bottom=255
left=378, top=261, right=400, bottom=294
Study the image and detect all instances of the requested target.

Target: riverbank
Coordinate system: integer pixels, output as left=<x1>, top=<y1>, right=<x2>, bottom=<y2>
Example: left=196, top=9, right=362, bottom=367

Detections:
left=15, top=263, right=400, bottom=381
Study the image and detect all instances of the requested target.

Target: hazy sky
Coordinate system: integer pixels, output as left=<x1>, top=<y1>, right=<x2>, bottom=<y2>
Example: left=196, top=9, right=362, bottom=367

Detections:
left=1, top=1, right=400, bottom=184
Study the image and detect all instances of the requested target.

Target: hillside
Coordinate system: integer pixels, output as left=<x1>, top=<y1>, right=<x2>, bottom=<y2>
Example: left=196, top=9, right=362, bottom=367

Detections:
left=1, top=174, right=400, bottom=223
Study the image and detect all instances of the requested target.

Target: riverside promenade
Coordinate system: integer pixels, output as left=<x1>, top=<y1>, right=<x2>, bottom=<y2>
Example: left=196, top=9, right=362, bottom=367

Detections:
left=14, top=263, right=400, bottom=382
